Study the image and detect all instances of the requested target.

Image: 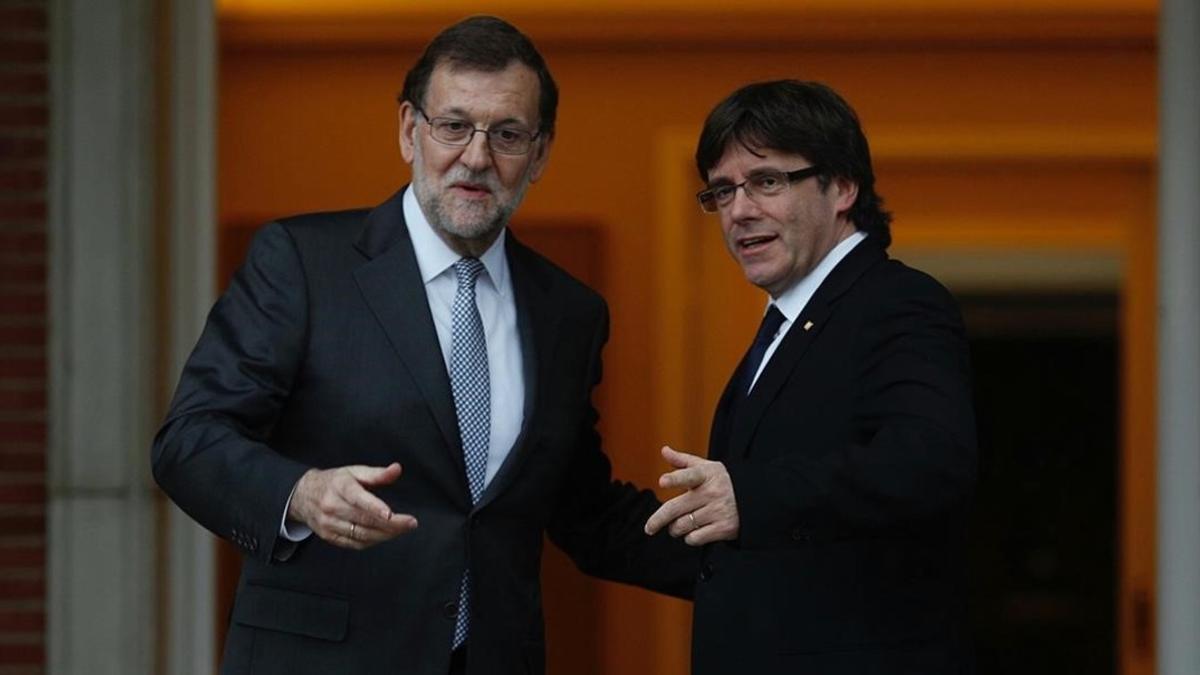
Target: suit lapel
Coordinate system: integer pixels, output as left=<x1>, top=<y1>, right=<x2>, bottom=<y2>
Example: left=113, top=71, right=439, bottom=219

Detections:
left=476, top=234, right=560, bottom=509
left=351, top=191, right=466, bottom=486
left=725, top=240, right=887, bottom=460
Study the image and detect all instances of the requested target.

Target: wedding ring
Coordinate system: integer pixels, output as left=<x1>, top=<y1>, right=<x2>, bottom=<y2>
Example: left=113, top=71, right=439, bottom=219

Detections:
left=349, top=522, right=358, bottom=540
left=688, top=513, right=698, bottom=532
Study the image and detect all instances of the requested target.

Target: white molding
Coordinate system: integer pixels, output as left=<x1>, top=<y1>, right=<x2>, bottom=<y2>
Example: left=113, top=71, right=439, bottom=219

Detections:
left=166, top=508, right=218, bottom=675
left=1157, top=0, right=1200, bottom=673
left=215, top=5, right=1156, bottom=50
left=164, top=2, right=218, bottom=674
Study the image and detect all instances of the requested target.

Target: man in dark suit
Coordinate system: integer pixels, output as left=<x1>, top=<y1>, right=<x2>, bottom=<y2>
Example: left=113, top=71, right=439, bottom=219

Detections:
left=152, top=16, right=692, bottom=675
left=646, top=80, right=977, bottom=673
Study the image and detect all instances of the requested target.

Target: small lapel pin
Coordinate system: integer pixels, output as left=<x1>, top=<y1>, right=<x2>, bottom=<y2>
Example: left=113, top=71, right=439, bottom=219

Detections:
left=803, top=320, right=814, bottom=331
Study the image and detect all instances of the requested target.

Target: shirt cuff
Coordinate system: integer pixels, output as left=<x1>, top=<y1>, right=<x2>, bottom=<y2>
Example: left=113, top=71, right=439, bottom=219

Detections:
left=278, top=482, right=313, bottom=542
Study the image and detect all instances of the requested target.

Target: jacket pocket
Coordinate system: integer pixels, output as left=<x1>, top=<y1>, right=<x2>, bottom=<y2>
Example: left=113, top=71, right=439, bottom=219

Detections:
left=232, top=583, right=350, bottom=642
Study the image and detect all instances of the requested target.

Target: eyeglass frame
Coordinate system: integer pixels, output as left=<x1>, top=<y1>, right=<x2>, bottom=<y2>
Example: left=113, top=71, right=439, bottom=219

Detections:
left=412, top=106, right=542, bottom=156
left=696, top=165, right=824, bottom=214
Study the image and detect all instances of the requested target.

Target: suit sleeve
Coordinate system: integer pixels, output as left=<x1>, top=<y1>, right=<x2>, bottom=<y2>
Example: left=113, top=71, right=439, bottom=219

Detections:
left=546, top=301, right=699, bottom=599
left=151, top=222, right=313, bottom=563
left=727, top=271, right=977, bottom=549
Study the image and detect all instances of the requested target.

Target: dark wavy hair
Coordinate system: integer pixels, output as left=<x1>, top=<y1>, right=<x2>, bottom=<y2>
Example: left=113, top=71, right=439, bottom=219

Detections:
left=399, top=16, right=558, bottom=138
left=695, top=80, right=892, bottom=247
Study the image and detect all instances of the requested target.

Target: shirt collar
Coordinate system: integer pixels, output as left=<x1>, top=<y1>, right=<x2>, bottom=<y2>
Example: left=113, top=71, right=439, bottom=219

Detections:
left=402, top=185, right=510, bottom=296
left=771, top=230, right=867, bottom=323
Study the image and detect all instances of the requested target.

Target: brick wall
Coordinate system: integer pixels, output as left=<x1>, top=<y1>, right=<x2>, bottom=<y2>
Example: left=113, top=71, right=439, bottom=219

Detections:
left=0, top=1, right=47, bottom=673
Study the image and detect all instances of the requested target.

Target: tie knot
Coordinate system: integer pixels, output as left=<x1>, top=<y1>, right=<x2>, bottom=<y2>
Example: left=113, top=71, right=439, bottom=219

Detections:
left=754, top=305, right=786, bottom=347
left=454, top=258, right=485, bottom=289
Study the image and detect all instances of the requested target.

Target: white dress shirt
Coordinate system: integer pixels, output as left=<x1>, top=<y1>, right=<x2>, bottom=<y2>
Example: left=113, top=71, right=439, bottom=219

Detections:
left=402, top=186, right=525, bottom=487
left=747, top=230, right=867, bottom=393
left=280, top=188, right=526, bottom=541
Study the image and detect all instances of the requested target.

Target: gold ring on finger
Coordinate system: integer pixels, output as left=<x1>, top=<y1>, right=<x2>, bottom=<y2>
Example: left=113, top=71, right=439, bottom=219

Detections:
left=688, top=512, right=698, bottom=532
left=349, top=522, right=357, bottom=540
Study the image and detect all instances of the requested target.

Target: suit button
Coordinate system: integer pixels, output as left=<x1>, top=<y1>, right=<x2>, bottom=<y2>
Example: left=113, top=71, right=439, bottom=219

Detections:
left=443, top=601, right=459, bottom=619
left=470, top=515, right=480, bottom=529
left=790, top=527, right=810, bottom=543
left=698, top=563, right=713, bottom=582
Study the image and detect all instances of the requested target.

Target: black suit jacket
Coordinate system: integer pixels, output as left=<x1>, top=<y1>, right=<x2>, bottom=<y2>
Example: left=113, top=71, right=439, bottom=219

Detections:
left=692, top=239, right=977, bottom=674
left=152, top=189, right=695, bottom=675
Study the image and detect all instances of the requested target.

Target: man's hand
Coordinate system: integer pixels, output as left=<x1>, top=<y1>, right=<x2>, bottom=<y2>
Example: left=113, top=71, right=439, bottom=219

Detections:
left=644, top=446, right=739, bottom=546
left=288, top=462, right=419, bottom=550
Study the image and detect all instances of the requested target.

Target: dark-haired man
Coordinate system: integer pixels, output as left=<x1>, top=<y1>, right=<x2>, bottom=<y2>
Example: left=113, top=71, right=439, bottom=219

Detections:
left=646, top=80, right=977, bottom=673
left=153, top=16, right=692, bottom=675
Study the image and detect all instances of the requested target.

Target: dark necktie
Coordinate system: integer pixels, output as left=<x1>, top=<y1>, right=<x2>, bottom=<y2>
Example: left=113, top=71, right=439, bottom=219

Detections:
left=737, top=305, right=786, bottom=396
left=449, top=258, right=489, bottom=649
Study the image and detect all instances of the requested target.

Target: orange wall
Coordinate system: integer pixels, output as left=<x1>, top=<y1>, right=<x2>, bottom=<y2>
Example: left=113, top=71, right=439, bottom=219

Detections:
left=219, top=9, right=1156, bottom=674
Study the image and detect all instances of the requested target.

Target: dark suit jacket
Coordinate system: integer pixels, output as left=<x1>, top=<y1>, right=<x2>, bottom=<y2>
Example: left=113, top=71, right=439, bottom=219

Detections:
left=692, top=238, right=977, bottom=674
left=152, top=189, right=695, bottom=675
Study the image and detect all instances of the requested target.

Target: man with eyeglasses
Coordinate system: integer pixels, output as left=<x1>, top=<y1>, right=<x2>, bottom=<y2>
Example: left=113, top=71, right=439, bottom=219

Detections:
left=645, top=80, right=977, bottom=674
left=152, top=16, right=694, bottom=675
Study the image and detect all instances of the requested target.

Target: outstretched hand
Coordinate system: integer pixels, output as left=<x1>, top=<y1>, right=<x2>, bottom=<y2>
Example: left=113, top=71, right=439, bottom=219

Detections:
left=644, top=446, right=739, bottom=546
left=288, top=462, right=419, bottom=550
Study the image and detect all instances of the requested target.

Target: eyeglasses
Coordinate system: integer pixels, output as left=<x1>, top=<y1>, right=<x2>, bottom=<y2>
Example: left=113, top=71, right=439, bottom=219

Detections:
left=414, top=107, right=540, bottom=156
left=696, top=166, right=823, bottom=214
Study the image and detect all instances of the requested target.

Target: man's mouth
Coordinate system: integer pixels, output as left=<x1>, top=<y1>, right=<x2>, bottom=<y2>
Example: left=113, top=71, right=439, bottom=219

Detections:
left=737, top=234, right=777, bottom=253
left=450, top=182, right=493, bottom=198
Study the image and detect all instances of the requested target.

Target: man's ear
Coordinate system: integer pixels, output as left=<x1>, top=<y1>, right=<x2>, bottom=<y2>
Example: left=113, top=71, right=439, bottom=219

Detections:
left=398, top=102, right=417, bottom=164
left=833, top=176, right=859, bottom=217
left=526, top=133, right=553, bottom=183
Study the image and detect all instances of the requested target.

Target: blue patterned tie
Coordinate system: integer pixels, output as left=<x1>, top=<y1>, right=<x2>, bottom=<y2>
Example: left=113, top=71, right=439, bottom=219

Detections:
left=450, top=258, right=489, bottom=649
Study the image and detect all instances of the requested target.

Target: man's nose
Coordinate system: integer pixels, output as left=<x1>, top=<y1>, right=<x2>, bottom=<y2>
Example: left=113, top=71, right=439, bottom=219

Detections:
left=727, top=185, right=761, bottom=220
left=458, top=131, right=494, bottom=172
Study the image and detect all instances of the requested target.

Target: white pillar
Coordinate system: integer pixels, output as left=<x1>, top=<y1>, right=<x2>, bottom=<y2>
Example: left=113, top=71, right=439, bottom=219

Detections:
left=48, top=0, right=218, bottom=673
left=1156, top=0, right=1200, bottom=673
left=47, top=1, right=158, bottom=673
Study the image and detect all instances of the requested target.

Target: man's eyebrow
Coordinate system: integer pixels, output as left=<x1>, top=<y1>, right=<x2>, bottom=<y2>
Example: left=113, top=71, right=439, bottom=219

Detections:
left=431, top=106, right=470, bottom=119
left=746, top=166, right=786, bottom=176
left=705, top=169, right=739, bottom=185
left=434, top=107, right=530, bottom=127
